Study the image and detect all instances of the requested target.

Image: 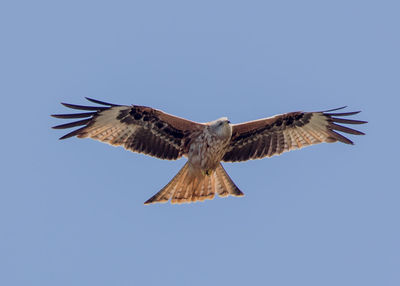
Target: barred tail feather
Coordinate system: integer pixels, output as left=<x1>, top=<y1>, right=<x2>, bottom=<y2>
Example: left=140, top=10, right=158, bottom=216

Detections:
left=144, top=163, right=244, bottom=205
left=143, top=162, right=190, bottom=204
left=215, top=164, right=244, bottom=197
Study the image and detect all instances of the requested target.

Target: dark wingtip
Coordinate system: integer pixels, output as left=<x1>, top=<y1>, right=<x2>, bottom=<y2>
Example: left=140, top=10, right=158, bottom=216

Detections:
left=322, top=106, right=347, bottom=113
left=50, top=112, right=97, bottom=119
left=57, top=126, right=87, bottom=140
left=330, top=117, right=368, bottom=125
left=51, top=119, right=91, bottom=130
left=326, top=110, right=362, bottom=117
left=85, top=97, right=119, bottom=106
left=60, top=102, right=108, bottom=111
left=61, top=102, right=71, bottom=107
left=53, top=98, right=114, bottom=140
left=322, top=107, right=367, bottom=145
left=59, top=135, right=72, bottom=140
left=58, top=134, right=70, bottom=140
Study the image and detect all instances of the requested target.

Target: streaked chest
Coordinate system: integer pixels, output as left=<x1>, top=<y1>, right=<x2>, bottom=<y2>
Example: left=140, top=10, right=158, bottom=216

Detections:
left=188, top=130, right=231, bottom=170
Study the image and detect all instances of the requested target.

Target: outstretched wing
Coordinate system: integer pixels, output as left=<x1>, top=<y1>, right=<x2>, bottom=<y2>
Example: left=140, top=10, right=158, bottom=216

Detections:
left=223, top=107, right=367, bottom=162
left=52, top=98, right=205, bottom=160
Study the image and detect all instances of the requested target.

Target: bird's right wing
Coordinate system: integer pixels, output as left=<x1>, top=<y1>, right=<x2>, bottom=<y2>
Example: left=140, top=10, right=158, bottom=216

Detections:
left=52, top=98, right=205, bottom=160
left=223, top=107, right=367, bottom=162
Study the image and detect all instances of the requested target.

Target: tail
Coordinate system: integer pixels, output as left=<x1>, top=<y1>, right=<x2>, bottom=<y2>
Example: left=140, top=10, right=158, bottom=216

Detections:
left=144, top=162, right=244, bottom=205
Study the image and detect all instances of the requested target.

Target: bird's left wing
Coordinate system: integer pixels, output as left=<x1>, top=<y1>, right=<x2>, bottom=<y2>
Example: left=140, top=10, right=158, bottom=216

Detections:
left=52, top=98, right=205, bottom=160
left=223, top=107, right=367, bottom=162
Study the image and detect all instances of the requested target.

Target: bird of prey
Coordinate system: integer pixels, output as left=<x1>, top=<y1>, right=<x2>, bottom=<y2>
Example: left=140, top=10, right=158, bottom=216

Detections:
left=52, top=98, right=366, bottom=205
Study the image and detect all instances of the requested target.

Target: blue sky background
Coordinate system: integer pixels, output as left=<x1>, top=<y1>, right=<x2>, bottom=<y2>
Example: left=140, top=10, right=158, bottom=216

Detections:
left=1, top=1, right=399, bottom=285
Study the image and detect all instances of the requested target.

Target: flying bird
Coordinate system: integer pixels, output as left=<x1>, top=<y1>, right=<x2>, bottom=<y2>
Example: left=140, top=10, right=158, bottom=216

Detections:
left=52, top=98, right=366, bottom=204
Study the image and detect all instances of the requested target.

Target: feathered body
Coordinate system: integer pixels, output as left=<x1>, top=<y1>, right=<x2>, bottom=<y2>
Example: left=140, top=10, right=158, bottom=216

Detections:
left=188, top=118, right=232, bottom=173
left=52, top=98, right=366, bottom=204
left=147, top=117, right=241, bottom=204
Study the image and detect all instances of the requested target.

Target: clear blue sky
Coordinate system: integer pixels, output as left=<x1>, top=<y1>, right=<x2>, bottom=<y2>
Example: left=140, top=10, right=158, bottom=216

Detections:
left=1, top=1, right=399, bottom=285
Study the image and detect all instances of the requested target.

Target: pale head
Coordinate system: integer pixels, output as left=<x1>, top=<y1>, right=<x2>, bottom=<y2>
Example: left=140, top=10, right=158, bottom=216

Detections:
left=208, top=117, right=232, bottom=139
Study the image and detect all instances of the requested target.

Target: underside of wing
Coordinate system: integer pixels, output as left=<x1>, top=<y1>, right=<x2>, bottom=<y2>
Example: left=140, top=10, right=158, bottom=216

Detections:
left=223, top=107, right=367, bottom=162
left=52, top=98, right=205, bottom=160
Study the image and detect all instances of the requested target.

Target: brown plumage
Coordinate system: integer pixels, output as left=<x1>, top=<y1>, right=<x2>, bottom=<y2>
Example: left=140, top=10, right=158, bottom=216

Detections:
left=223, top=107, right=366, bottom=162
left=52, top=98, right=367, bottom=205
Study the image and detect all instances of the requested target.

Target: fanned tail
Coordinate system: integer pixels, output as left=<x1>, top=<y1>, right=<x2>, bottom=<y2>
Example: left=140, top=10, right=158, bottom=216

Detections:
left=144, top=163, right=244, bottom=205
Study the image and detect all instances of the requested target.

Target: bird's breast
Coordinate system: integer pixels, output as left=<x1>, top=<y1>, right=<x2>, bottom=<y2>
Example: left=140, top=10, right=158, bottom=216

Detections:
left=187, top=132, right=230, bottom=172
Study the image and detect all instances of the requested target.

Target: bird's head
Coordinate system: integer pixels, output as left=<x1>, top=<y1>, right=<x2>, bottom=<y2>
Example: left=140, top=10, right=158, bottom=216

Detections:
left=208, top=117, right=232, bottom=138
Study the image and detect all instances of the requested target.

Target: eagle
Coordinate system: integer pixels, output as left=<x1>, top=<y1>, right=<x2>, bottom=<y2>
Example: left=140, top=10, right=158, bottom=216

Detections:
left=52, top=98, right=366, bottom=205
